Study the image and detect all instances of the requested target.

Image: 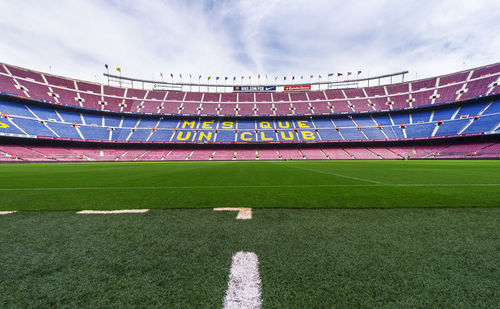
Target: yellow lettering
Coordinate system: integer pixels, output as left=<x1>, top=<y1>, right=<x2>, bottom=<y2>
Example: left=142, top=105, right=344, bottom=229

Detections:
left=259, top=121, right=272, bottom=129
left=0, top=121, right=9, bottom=129
left=301, top=131, right=316, bottom=140
left=280, top=131, right=294, bottom=140
left=202, top=120, right=214, bottom=129
left=176, top=131, right=191, bottom=140
left=278, top=121, right=290, bottom=129
left=197, top=131, right=212, bottom=141
left=260, top=131, right=274, bottom=141
left=240, top=132, right=252, bottom=141
left=221, top=121, right=233, bottom=129
left=297, top=120, right=310, bottom=128
left=181, top=120, right=196, bottom=129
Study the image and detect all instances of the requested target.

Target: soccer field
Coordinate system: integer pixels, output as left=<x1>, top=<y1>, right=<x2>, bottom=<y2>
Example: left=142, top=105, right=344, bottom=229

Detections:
left=1, top=160, right=499, bottom=307
left=0, top=160, right=499, bottom=210
left=1, top=208, right=499, bottom=307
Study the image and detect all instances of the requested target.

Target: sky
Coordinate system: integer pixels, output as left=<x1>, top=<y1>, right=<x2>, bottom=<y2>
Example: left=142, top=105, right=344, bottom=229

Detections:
left=0, top=0, right=499, bottom=85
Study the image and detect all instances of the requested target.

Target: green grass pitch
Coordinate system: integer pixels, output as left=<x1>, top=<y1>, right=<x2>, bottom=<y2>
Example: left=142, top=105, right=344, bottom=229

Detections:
left=0, top=160, right=499, bottom=307
left=0, top=160, right=499, bottom=210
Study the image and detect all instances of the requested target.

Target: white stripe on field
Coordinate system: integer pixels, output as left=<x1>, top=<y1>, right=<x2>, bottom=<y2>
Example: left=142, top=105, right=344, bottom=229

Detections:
left=0, top=183, right=498, bottom=191
left=223, top=252, right=262, bottom=309
left=279, top=163, right=382, bottom=184
left=76, top=209, right=149, bottom=214
left=214, top=208, right=252, bottom=220
left=0, top=211, right=17, bottom=215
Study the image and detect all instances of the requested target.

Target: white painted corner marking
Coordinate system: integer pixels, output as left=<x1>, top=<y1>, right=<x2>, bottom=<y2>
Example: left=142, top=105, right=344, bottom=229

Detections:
left=76, top=209, right=149, bottom=214
left=213, top=207, right=252, bottom=220
left=0, top=211, right=17, bottom=215
left=223, top=251, right=262, bottom=309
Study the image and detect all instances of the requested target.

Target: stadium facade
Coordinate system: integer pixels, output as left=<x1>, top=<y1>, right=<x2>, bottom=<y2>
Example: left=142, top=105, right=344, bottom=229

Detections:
left=0, top=62, right=498, bottom=161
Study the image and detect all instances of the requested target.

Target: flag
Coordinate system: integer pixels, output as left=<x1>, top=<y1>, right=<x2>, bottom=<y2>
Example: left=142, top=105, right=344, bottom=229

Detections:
left=116, top=67, right=121, bottom=72
left=301, top=76, right=303, bottom=80
left=319, top=75, right=322, bottom=78
left=258, top=74, right=261, bottom=79
left=284, top=76, right=286, bottom=80
left=105, top=64, right=109, bottom=70
left=310, top=75, right=314, bottom=78
left=347, top=72, right=352, bottom=76
left=275, top=76, right=278, bottom=81
left=337, top=73, right=343, bottom=77
left=189, top=74, right=192, bottom=78
left=160, top=73, right=163, bottom=78
left=225, top=77, right=228, bottom=80
left=233, top=77, right=236, bottom=81
left=328, top=73, right=333, bottom=77
left=357, top=70, right=362, bottom=75
left=216, top=77, right=220, bottom=80
left=170, top=73, right=173, bottom=78
left=180, top=74, right=182, bottom=78
left=199, top=75, right=202, bottom=79
left=249, top=76, right=251, bottom=79
left=208, top=76, right=211, bottom=80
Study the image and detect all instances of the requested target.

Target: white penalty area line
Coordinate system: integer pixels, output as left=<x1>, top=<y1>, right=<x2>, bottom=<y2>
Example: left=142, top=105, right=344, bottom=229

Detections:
left=278, top=162, right=382, bottom=184
left=224, top=251, right=262, bottom=309
left=76, top=209, right=149, bottom=214
left=0, top=211, right=17, bottom=215
left=214, top=208, right=252, bottom=220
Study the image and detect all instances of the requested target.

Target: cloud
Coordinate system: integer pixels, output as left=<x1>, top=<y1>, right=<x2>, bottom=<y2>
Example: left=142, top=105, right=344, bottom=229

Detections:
left=0, top=0, right=498, bottom=84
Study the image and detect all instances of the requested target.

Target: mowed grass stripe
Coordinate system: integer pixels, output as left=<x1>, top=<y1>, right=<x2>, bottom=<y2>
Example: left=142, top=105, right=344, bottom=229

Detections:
left=0, top=183, right=499, bottom=191
left=0, top=160, right=499, bottom=210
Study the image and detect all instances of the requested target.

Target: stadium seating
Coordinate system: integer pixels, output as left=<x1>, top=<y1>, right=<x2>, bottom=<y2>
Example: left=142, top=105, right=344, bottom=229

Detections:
left=1, top=97, right=498, bottom=145
left=1, top=140, right=498, bottom=162
left=0, top=62, right=499, bottom=118
left=0, top=62, right=499, bottom=161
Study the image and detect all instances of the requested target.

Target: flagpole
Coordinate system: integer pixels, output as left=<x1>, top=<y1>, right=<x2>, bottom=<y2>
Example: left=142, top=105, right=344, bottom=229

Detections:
left=105, top=65, right=109, bottom=85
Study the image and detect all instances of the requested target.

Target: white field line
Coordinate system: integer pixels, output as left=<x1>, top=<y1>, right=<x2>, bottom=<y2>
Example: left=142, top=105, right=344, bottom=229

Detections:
left=0, top=184, right=499, bottom=191
left=279, top=163, right=382, bottom=184
left=0, top=211, right=17, bottom=215
left=214, top=208, right=252, bottom=220
left=76, top=209, right=149, bottom=214
left=223, top=252, right=262, bottom=309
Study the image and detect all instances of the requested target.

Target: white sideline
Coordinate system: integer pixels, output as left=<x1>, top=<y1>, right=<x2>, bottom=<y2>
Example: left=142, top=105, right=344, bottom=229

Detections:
left=0, top=211, right=17, bottom=215
left=76, top=209, right=149, bottom=214
left=214, top=208, right=252, bottom=220
left=223, top=252, right=262, bottom=309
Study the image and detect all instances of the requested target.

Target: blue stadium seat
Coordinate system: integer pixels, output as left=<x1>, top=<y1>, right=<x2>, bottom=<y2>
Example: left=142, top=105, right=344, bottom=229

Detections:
left=27, top=105, right=60, bottom=120
left=46, top=122, right=81, bottom=139
left=148, top=129, right=173, bottom=142
left=11, top=117, right=56, bottom=137
left=57, top=110, right=83, bottom=124
left=0, top=101, right=33, bottom=117
left=79, top=125, right=110, bottom=141
left=434, top=119, right=469, bottom=136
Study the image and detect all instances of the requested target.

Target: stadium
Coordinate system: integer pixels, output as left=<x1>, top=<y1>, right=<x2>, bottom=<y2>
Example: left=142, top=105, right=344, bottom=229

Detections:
left=1, top=1, right=499, bottom=308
